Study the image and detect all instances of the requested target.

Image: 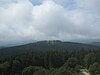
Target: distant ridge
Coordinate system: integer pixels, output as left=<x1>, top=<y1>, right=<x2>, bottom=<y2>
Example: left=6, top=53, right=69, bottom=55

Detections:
left=0, top=40, right=99, bottom=57
left=36, top=40, right=63, bottom=45
left=89, top=42, right=100, bottom=46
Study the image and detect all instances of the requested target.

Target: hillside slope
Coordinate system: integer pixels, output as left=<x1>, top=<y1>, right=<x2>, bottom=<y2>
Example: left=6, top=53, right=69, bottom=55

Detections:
left=0, top=40, right=99, bottom=57
left=89, top=42, right=100, bottom=46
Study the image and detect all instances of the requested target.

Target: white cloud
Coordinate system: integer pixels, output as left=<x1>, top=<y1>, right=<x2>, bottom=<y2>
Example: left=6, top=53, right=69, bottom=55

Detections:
left=0, top=0, right=100, bottom=45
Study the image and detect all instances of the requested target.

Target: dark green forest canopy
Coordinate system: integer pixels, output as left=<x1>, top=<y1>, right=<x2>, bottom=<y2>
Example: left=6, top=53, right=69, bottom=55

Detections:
left=0, top=41, right=100, bottom=75
left=0, top=41, right=99, bottom=57
left=0, top=49, right=100, bottom=75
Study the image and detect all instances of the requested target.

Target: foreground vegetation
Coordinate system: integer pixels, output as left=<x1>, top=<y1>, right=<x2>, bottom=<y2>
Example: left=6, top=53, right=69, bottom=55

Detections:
left=0, top=49, right=100, bottom=75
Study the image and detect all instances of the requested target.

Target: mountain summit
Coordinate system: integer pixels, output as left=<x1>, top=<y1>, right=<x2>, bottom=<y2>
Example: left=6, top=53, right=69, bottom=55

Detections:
left=36, top=40, right=62, bottom=45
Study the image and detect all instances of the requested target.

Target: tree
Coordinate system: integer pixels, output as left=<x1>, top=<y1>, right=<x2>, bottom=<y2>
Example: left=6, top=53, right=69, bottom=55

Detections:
left=89, top=62, right=100, bottom=75
left=0, top=62, right=10, bottom=75
left=34, top=68, right=49, bottom=75
left=55, top=64, right=78, bottom=75
left=66, top=57, right=78, bottom=68
left=22, top=66, right=35, bottom=75
left=84, top=53, right=96, bottom=68
left=12, top=60, right=22, bottom=74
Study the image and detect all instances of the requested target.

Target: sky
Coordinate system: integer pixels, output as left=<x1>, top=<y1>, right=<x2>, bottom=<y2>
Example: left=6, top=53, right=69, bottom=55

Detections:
left=0, top=0, right=100, bottom=46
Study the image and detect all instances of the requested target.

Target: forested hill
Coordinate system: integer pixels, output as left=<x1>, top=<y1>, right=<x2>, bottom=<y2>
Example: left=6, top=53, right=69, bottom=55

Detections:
left=0, top=40, right=100, bottom=75
left=0, top=40, right=99, bottom=57
left=89, top=42, right=100, bottom=46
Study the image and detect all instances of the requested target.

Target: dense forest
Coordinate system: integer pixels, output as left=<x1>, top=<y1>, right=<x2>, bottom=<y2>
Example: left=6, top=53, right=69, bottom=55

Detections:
left=0, top=41, right=100, bottom=75
left=0, top=40, right=99, bottom=57
left=0, top=48, right=100, bottom=75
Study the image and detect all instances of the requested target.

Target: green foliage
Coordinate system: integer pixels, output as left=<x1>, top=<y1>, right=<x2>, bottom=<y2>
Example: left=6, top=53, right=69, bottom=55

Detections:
left=66, top=57, right=78, bottom=68
left=84, top=53, right=96, bottom=68
left=75, top=65, right=81, bottom=73
left=12, top=60, right=22, bottom=74
left=0, top=62, right=10, bottom=75
left=89, top=62, right=100, bottom=75
left=54, top=65, right=78, bottom=75
left=0, top=62, right=10, bottom=70
left=34, top=68, right=49, bottom=75
left=0, top=48, right=100, bottom=75
left=22, top=66, right=35, bottom=75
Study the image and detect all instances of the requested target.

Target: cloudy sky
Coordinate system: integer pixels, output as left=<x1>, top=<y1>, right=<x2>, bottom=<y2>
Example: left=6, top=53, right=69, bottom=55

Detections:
left=0, top=0, right=100, bottom=46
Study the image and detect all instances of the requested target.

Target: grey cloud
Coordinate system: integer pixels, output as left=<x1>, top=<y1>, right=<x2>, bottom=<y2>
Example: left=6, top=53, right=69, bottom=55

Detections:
left=0, top=0, right=100, bottom=46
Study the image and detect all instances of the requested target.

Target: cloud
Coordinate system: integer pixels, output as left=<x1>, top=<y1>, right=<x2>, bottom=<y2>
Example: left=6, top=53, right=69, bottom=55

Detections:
left=0, top=0, right=100, bottom=46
